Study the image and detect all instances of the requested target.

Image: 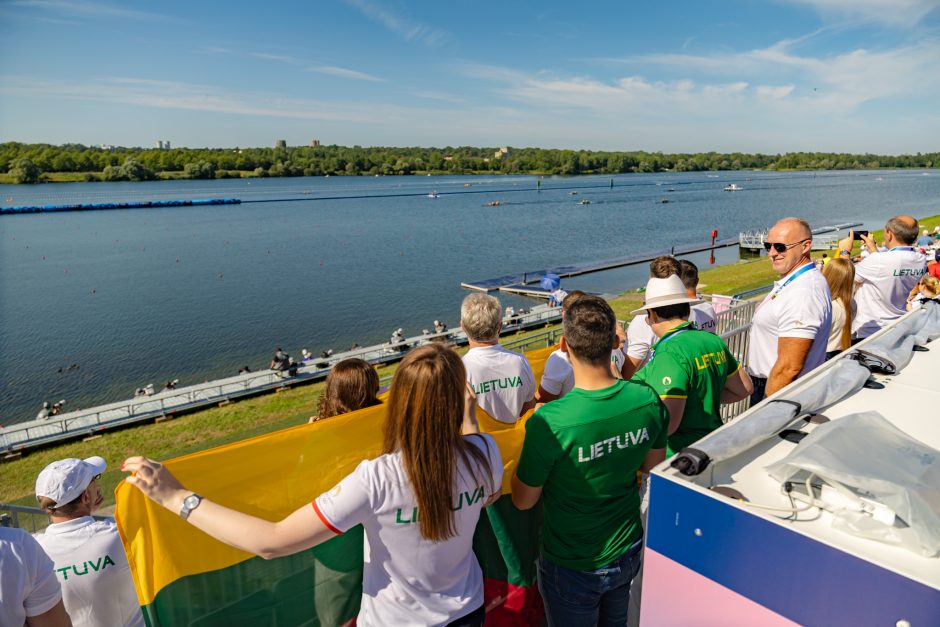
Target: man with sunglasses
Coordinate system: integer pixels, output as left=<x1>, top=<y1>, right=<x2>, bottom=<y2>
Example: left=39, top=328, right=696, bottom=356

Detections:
left=34, top=457, right=144, bottom=627
left=747, top=218, right=832, bottom=405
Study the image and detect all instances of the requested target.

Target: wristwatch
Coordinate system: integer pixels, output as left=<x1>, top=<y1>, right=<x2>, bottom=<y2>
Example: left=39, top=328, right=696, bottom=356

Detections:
left=179, top=493, right=203, bottom=520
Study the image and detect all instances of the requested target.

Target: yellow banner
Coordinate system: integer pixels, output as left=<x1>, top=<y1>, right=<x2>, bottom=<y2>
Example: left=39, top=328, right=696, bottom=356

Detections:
left=116, top=344, right=556, bottom=606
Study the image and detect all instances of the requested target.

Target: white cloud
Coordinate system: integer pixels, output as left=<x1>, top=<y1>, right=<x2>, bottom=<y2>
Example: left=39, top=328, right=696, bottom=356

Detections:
left=10, top=0, right=174, bottom=22
left=343, top=0, right=448, bottom=46
left=778, top=0, right=940, bottom=26
left=251, top=52, right=305, bottom=65
left=756, top=84, right=796, bottom=99
left=306, top=66, right=385, bottom=82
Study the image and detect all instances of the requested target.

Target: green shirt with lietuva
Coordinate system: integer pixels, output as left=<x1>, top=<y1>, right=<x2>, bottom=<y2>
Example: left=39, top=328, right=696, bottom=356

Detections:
left=515, top=379, right=667, bottom=571
left=635, top=321, right=739, bottom=456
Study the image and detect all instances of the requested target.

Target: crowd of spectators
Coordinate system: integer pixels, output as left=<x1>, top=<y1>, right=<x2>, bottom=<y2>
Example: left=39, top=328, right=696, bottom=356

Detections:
left=3, top=214, right=934, bottom=627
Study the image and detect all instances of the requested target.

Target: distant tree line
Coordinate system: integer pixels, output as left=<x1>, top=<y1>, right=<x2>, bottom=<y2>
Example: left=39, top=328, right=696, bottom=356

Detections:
left=2, top=142, right=937, bottom=184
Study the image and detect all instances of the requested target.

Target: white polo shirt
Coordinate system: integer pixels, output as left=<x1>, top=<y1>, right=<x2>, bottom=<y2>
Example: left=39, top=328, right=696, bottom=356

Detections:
left=34, top=517, right=144, bottom=627
left=626, top=303, right=718, bottom=366
left=1, top=527, right=62, bottom=626
left=462, top=345, right=536, bottom=423
left=539, top=346, right=630, bottom=397
left=747, top=264, right=832, bottom=379
left=852, top=248, right=928, bottom=338
left=314, top=434, right=503, bottom=627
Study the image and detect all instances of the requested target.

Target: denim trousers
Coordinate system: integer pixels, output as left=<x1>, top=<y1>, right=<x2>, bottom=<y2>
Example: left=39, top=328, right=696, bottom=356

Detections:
left=538, top=540, right=643, bottom=627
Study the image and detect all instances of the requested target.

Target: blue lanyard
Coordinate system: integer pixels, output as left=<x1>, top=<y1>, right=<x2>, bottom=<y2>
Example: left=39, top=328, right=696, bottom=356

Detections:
left=649, top=324, right=691, bottom=360
left=890, top=246, right=914, bottom=252
left=768, top=263, right=815, bottom=301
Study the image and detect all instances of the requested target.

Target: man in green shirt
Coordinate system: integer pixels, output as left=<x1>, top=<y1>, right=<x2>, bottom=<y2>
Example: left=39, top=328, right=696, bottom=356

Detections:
left=511, top=295, right=667, bottom=626
left=632, top=275, right=753, bottom=456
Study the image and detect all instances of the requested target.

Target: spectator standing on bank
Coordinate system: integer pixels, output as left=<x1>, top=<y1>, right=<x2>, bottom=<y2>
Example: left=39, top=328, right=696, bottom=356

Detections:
left=309, top=358, right=381, bottom=423
left=512, top=296, right=667, bottom=625
left=460, top=293, right=536, bottom=424
left=549, top=286, right=568, bottom=308
left=930, top=251, right=940, bottom=280
left=34, top=456, right=144, bottom=627
left=124, top=343, right=502, bottom=627
left=916, top=229, right=934, bottom=248
left=837, top=216, right=928, bottom=340
left=822, top=258, right=857, bottom=359
left=633, top=276, right=753, bottom=456
left=1, top=527, right=71, bottom=627
left=747, top=218, right=832, bottom=405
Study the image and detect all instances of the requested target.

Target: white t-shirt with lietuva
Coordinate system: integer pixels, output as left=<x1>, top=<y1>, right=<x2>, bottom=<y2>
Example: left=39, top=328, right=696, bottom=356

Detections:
left=34, top=517, right=145, bottom=627
left=462, top=345, right=536, bottom=423
left=853, top=248, right=928, bottom=338
left=747, top=264, right=832, bottom=379
left=539, top=346, right=629, bottom=397
left=0, top=527, right=62, bottom=626
left=313, top=434, right=503, bottom=627
left=626, top=302, right=718, bottom=366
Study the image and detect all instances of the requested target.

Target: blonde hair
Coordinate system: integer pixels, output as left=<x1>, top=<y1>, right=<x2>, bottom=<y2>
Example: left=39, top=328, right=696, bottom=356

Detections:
left=823, top=258, right=855, bottom=351
left=919, top=275, right=940, bottom=298
left=460, top=293, right=501, bottom=342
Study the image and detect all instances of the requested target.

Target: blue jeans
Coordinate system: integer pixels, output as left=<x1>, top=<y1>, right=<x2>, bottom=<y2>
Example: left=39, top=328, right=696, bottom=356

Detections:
left=538, top=540, right=643, bottom=627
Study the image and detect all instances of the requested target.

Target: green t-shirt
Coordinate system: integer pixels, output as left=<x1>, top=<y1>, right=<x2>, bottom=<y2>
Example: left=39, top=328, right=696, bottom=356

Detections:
left=515, top=379, right=668, bottom=570
left=635, top=322, right=739, bottom=456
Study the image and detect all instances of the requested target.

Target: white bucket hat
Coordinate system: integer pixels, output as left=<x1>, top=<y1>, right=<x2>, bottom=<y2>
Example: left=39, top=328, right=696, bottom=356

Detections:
left=631, top=275, right=702, bottom=315
left=35, top=456, right=107, bottom=508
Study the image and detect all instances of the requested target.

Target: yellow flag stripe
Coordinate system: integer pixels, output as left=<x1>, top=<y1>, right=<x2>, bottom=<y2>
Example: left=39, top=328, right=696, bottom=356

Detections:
left=117, top=344, right=555, bottom=606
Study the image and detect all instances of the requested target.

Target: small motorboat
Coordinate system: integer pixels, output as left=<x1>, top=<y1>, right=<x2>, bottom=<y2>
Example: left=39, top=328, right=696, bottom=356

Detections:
left=484, top=200, right=501, bottom=207
left=659, top=198, right=670, bottom=204
left=428, top=191, right=439, bottom=198
left=579, top=198, right=591, bottom=205
left=723, top=184, right=743, bottom=192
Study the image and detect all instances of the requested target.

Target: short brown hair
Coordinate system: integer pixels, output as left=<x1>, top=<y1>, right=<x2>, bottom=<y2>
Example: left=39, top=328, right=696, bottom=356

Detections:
left=561, top=289, right=588, bottom=314
left=650, top=302, right=691, bottom=321
left=886, top=216, right=918, bottom=245
left=649, top=256, right=680, bottom=279
left=677, top=260, right=699, bottom=291
left=563, top=296, right=617, bottom=366
left=36, top=494, right=83, bottom=516
left=316, top=358, right=381, bottom=420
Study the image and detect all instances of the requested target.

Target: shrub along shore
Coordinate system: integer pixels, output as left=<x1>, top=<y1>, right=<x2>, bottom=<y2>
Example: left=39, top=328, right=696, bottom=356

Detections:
left=2, top=214, right=937, bottom=510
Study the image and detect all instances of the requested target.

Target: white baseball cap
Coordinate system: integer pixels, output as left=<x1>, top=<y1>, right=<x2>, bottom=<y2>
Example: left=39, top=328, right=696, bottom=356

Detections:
left=35, top=456, right=107, bottom=507
left=631, top=275, right=702, bottom=315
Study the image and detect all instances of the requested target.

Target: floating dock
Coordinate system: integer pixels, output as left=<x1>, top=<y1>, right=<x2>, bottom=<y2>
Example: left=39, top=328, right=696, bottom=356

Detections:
left=739, top=222, right=863, bottom=251
left=461, top=237, right=739, bottom=294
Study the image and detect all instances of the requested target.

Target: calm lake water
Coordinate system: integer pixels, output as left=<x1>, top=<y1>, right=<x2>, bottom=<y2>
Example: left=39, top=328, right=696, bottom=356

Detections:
left=2, top=170, right=940, bottom=423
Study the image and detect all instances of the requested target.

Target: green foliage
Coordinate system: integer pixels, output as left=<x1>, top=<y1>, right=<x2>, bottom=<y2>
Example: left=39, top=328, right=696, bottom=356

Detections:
left=0, top=141, right=938, bottom=183
left=9, top=157, right=42, bottom=184
left=183, top=160, right=216, bottom=179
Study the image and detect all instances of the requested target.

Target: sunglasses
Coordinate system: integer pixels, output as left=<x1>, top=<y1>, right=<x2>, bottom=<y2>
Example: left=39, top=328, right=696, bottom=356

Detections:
left=764, top=239, right=809, bottom=253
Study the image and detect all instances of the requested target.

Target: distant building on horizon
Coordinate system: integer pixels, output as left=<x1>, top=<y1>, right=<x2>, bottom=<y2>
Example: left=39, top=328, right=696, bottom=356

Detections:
left=155, top=140, right=171, bottom=150
left=494, top=147, right=511, bottom=159
left=275, top=139, right=287, bottom=149
left=309, top=139, right=320, bottom=147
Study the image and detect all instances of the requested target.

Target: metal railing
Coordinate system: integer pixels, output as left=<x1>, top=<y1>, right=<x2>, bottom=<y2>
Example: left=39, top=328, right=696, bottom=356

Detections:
left=718, top=314, right=753, bottom=423
left=1, top=502, right=111, bottom=531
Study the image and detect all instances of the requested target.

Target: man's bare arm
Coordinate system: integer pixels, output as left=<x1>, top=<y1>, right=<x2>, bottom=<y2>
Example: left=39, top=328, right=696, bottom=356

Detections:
left=26, top=600, right=71, bottom=627
left=765, top=337, right=813, bottom=397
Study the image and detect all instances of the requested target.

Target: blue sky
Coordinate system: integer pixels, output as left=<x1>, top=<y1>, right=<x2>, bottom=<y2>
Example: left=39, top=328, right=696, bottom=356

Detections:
left=1, top=0, right=939, bottom=152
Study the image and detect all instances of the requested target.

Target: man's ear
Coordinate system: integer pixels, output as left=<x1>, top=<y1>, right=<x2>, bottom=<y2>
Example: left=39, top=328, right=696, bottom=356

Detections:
left=646, top=309, right=658, bottom=325
left=559, top=336, right=569, bottom=353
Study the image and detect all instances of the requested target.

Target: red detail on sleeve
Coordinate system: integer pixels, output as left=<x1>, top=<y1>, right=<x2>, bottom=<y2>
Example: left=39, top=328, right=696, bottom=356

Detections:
left=311, top=500, right=343, bottom=535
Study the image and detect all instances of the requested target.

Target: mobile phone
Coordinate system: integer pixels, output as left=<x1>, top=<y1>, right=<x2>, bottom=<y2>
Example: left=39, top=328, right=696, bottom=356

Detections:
left=853, top=230, right=870, bottom=240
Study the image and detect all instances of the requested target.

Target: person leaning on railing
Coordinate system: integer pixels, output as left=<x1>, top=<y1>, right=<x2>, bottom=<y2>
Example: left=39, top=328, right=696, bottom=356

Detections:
left=746, top=218, right=832, bottom=405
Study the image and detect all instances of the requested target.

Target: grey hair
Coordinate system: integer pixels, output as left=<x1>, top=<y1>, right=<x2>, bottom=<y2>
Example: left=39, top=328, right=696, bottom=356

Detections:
left=776, top=217, right=812, bottom=240
left=886, top=216, right=918, bottom=245
left=460, top=293, right=502, bottom=341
